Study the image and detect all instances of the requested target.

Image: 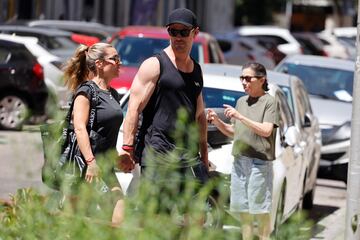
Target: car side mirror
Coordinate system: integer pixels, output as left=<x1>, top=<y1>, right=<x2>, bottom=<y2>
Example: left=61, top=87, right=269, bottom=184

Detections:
left=283, top=125, right=300, bottom=147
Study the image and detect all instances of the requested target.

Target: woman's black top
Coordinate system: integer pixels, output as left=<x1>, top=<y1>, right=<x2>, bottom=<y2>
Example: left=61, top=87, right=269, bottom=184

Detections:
left=75, top=81, right=123, bottom=153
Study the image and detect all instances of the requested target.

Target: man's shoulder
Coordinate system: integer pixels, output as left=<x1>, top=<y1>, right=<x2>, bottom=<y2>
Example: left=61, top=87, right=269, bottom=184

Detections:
left=139, top=56, right=161, bottom=71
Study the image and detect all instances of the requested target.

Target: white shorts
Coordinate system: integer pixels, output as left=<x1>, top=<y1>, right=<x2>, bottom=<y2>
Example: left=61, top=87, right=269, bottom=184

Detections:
left=230, top=155, right=273, bottom=214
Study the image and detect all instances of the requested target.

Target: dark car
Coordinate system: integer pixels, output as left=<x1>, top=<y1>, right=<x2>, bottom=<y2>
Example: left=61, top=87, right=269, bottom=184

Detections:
left=0, top=39, right=48, bottom=130
left=0, top=25, right=79, bottom=62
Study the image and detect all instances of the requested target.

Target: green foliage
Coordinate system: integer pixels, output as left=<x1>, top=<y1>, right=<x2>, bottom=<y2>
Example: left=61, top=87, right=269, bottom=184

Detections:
left=272, top=211, right=313, bottom=239
left=0, top=106, right=313, bottom=239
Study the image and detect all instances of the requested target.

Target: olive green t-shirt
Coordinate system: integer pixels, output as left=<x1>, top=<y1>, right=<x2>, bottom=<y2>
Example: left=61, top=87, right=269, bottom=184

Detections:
left=231, top=93, right=279, bottom=161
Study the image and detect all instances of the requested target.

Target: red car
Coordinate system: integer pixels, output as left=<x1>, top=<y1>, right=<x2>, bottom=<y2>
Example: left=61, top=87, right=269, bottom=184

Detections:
left=109, top=26, right=225, bottom=95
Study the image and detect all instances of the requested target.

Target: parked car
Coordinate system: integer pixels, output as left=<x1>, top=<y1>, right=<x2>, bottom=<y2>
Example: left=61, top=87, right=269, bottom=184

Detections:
left=0, top=38, right=48, bottom=130
left=275, top=54, right=354, bottom=183
left=316, top=31, right=351, bottom=60
left=27, top=20, right=119, bottom=42
left=292, top=32, right=327, bottom=56
left=0, top=34, right=70, bottom=113
left=0, top=25, right=79, bottom=62
left=115, top=66, right=315, bottom=234
left=215, top=33, right=276, bottom=69
left=202, top=63, right=322, bottom=208
left=332, top=27, right=356, bottom=46
left=109, top=26, right=225, bottom=95
left=232, top=26, right=303, bottom=63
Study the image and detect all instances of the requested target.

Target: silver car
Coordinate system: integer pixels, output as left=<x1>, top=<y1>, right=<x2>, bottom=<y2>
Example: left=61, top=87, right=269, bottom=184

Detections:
left=275, top=54, right=354, bottom=183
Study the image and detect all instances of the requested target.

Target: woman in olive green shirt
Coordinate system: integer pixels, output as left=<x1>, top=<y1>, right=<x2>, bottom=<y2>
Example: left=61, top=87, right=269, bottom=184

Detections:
left=207, top=62, right=279, bottom=240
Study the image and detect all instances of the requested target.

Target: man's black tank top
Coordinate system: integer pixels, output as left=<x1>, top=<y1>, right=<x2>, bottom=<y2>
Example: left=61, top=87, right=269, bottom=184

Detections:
left=138, top=50, right=203, bottom=158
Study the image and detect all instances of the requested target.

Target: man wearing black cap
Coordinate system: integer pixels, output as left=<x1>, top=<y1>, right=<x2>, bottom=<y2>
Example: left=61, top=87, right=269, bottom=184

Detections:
left=118, top=7, right=208, bottom=206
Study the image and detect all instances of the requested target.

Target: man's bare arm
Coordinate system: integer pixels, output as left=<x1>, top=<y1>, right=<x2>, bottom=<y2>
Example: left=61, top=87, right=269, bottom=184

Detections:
left=122, top=57, right=160, bottom=146
left=117, top=57, right=160, bottom=172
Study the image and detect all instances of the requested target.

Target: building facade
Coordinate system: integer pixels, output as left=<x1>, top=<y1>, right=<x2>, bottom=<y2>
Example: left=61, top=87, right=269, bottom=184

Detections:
left=0, top=0, right=354, bottom=32
left=0, top=0, right=235, bottom=33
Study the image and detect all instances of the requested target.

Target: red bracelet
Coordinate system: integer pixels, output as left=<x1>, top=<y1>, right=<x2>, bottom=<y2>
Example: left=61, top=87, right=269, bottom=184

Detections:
left=85, top=156, right=95, bottom=164
left=122, top=145, right=134, bottom=151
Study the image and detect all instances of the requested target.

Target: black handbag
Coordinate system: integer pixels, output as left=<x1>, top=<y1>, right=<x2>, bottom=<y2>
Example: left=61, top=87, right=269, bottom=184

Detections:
left=40, top=82, right=100, bottom=191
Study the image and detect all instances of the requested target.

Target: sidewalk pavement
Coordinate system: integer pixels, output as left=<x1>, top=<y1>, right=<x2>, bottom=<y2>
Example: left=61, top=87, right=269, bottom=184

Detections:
left=311, top=207, right=346, bottom=240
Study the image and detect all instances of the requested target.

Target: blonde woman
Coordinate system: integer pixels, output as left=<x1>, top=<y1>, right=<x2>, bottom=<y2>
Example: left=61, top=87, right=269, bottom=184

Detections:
left=63, top=43, right=131, bottom=226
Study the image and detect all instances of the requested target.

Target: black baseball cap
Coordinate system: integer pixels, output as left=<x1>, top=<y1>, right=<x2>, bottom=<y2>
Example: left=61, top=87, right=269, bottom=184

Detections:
left=166, top=8, right=198, bottom=28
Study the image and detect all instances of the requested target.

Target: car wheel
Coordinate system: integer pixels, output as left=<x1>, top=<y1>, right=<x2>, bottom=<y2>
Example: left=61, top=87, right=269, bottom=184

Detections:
left=203, top=195, right=223, bottom=229
left=0, top=94, right=29, bottom=130
left=303, top=188, right=315, bottom=209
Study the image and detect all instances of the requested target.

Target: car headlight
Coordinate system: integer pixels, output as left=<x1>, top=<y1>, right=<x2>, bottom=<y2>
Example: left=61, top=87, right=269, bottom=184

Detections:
left=321, top=121, right=351, bottom=145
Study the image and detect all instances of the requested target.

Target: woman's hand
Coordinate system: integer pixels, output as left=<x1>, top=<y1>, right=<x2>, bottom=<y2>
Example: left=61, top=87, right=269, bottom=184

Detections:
left=85, top=161, right=100, bottom=183
left=223, top=104, right=242, bottom=120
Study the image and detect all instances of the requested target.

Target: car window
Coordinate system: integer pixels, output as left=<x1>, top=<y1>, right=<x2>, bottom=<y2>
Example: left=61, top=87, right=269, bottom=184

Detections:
left=202, top=87, right=246, bottom=108
left=297, top=82, right=313, bottom=115
left=249, top=35, right=287, bottom=46
left=191, top=43, right=201, bottom=63
left=114, top=37, right=202, bottom=67
left=0, top=47, right=11, bottom=63
left=208, top=40, right=221, bottom=63
left=217, top=39, right=232, bottom=53
left=52, top=36, right=79, bottom=49
left=276, top=90, right=295, bottom=139
left=278, top=85, right=295, bottom=116
left=281, top=63, right=354, bottom=102
left=0, top=45, right=34, bottom=64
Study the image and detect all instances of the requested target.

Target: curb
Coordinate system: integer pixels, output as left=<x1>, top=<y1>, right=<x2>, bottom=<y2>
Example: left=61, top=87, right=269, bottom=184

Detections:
left=311, top=207, right=346, bottom=240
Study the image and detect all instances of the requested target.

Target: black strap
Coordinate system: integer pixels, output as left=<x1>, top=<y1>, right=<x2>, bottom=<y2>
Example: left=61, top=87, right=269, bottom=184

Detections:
left=65, top=81, right=97, bottom=131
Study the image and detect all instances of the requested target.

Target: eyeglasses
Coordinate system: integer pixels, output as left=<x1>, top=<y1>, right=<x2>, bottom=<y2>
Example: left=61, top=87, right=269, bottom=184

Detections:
left=239, top=75, right=264, bottom=83
left=167, top=28, right=193, bottom=37
left=104, top=55, right=121, bottom=65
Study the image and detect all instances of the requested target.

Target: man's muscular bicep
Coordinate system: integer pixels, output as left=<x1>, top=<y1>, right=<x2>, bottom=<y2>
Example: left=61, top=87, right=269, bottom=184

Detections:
left=129, top=57, right=160, bottom=112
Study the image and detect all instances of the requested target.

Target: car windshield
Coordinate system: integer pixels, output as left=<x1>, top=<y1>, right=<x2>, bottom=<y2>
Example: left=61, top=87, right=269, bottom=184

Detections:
left=280, top=63, right=354, bottom=102
left=43, top=36, right=78, bottom=50
left=202, top=87, right=246, bottom=108
left=114, top=37, right=201, bottom=67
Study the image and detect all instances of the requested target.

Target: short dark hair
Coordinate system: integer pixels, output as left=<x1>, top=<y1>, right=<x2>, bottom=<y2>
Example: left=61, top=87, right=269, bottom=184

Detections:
left=242, top=62, right=269, bottom=91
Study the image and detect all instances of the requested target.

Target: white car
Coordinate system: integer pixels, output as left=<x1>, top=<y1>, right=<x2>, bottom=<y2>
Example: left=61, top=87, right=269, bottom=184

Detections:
left=0, top=34, right=70, bottom=111
left=317, top=31, right=351, bottom=59
left=115, top=67, right=311, bottom=234
left=215, top=34, right=276, bottom=69
left=234, top=26, right=303, bottom=57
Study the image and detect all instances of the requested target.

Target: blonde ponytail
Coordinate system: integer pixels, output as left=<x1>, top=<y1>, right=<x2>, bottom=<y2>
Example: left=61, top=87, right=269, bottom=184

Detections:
left=63, top=42, right=113, bottom=92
